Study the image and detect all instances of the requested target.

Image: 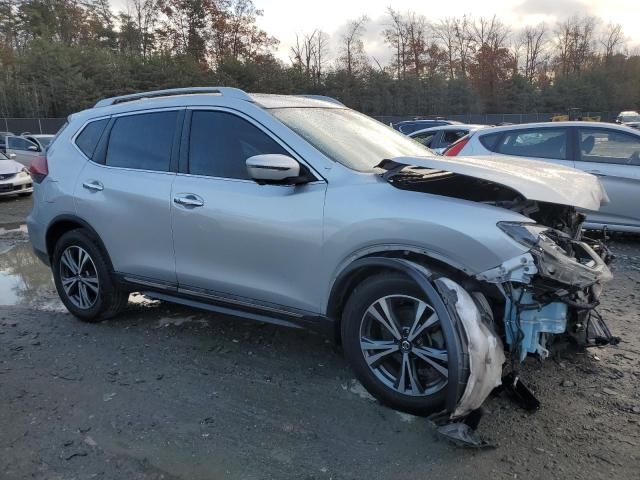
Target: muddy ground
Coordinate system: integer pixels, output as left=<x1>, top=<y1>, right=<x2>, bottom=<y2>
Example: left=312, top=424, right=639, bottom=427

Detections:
left=1, top=196, right=639, bottom=480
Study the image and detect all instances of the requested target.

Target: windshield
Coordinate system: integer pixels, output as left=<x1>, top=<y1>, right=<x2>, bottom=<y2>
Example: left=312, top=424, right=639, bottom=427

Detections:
left=621, top=114, right=640, bottom=122
left=270, top=108, right=434, bottom=171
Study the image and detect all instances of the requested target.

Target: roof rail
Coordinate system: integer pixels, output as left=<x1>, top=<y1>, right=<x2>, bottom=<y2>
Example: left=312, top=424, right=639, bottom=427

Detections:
left=296, top=94, right=345, bottom=106
left=94, top=87, right=253, bottom=108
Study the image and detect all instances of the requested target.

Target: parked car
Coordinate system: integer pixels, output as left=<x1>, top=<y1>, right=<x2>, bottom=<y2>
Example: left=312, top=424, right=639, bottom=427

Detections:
left=409, top=125, right=488, bottom=154
left=0, top=131, right=15, bottom=150
left=28, top=88, right=614, bottom=424
left=0, top=150, right=33, bottom=198
left=4, top=135, right=44, bottom=167
left=443, top=121, right=640, bottom=232
left=615, top=111, right=640, bottom=129
left=393, top=119, right=461, bottom=134
left=21, top=133, right=55, bottom=151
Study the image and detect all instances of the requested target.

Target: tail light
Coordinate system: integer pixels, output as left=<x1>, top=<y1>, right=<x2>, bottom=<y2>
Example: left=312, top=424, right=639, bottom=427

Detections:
left=29, top=155, right=49, bottom=183
left=443, top=136, right=470, bottom=156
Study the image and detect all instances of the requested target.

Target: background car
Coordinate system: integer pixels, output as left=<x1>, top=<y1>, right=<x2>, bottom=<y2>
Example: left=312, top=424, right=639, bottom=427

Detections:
left=21, top=133, right=55, bottom=151
left=409, top=124, right=488, bottom=154
left=0, top=131, right=15, bottom=151
left=392, top=118, right=461, bottom=134
left=4, top=135, right=43, bottom=167
left=0, top=150, right=33, bottom=198
left=444, top=121, right=640, bottom=232
left=616, top=110, right=640, bottom=129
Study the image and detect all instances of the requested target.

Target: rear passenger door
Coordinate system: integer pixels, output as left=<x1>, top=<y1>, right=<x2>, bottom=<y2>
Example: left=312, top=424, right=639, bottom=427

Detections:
left=74, top=109, right=183, bottom=285
left=171, top=108, right=327, bottom=313
left=489, top=127, right=575, bottom=169
left=574, top=127, right=640, bottom=229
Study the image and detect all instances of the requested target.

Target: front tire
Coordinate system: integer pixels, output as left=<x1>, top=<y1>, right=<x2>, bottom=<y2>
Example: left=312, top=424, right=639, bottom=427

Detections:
left=52, top=229, right=128, bottom=322
left=341, top=273, right=465, bottom=415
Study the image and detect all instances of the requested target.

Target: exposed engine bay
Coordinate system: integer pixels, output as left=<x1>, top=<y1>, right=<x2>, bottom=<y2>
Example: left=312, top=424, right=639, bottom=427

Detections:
left=378, top=160, right=617, bottom=446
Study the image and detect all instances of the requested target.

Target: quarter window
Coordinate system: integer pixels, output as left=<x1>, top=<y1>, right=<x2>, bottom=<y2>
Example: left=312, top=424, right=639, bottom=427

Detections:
left=106, top=111, right=177, bottom=171
left=75, top=119, right=108, bottom=159
left=188, top=111, right=288, bottom=179
left=578, top=128, right=640, bottom=165
left=496, top=128, right=568, bottom=160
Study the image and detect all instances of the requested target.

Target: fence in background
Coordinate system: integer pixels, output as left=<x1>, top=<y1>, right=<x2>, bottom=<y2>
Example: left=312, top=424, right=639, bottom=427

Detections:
left=375, top=112, right=618, bottom=126
left=2, top=112, right=619, bottom=134
left=1, top=118, right=66, bottom=135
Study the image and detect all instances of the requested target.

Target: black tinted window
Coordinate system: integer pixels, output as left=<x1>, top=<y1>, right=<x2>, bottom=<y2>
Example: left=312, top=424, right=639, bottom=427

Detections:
left=479, top=132, right=502, bottom=151
left=496, top=128, right=568, bottom=160
left=106, top=112, right=177, bottom=171
left=189, top=111, right=288, bottom=179
left=442, top=130, right=467, bottom=144
left=76, top=119, right=108, bottom=159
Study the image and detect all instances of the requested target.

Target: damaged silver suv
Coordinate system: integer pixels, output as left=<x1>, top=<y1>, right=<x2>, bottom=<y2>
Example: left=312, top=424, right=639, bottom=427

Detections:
left=28, top=87, right=614, bottom=425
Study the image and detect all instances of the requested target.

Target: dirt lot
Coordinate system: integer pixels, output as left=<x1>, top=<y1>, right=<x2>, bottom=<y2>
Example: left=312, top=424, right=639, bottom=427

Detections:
left=1, top=196, right=639, bottom=480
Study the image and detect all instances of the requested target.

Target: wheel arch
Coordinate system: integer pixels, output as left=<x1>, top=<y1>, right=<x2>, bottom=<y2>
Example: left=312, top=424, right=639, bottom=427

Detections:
left=45, top=215, right=114, bottom=271
left=329, top=254, right=467, bottom=413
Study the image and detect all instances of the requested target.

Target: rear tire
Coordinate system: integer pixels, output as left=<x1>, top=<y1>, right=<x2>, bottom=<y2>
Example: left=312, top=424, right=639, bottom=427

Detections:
left=341, top=273, right=466, bottom=416
left=52, top=229, right=128, bottom=322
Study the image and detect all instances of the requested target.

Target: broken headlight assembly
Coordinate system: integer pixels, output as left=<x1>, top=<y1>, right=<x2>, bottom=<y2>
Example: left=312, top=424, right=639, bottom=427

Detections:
left=497, top=221, right=550, bottom=248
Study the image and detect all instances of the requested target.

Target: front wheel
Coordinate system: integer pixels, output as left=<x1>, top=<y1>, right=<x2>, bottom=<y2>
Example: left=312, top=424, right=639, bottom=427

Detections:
left=52, top=229, right=128, bottom=322
left=341, top=274, right=466, bottom=415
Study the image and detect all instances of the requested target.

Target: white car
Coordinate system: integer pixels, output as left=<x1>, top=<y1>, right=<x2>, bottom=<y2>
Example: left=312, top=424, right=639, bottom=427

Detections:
left=0, top=151, right=33, bottom=197
left=443, top=121, right=640, bottom=232
left=409, top=125, right=488, bottom=154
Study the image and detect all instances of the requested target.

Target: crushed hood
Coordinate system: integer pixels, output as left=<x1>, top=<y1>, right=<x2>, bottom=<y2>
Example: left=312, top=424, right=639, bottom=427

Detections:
left=383, top=155, right=609, bottom=211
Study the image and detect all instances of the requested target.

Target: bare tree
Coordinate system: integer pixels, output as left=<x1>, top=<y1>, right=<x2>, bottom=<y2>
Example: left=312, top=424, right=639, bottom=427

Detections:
left=312, top=30, right=329, bottom=85
left=339, top=15, right=368, bottom=77
left=433, top=18, right=457, bottom=79
left=383, top=8, right=408, bottom=79
left=554, top=15, right=598, bottom=76
left=600, top=22, right=624, bottom=64
left=520, top=23, right=547, bottom=82
left=128, top=0, right=159, bottom=59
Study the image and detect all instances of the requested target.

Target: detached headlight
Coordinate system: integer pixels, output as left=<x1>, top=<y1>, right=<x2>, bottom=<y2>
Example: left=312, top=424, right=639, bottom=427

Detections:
left=498, top=222, right=549, bottom=247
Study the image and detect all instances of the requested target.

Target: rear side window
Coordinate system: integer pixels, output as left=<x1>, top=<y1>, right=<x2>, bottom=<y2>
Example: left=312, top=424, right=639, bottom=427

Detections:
left=479, top=132, right=501, bottom=151
left=106, top=111, right=177, bottom=171
left=75, top=119, right=108, bottom=159
left=188, top=111, right=288, bottom=179
left=495, top=128, right=568, bottom=160
left=411, top=131, right=436, bottom=147
left=442, top=129, right=467, bottom=144
left=578, top=128, right=640, bottom=165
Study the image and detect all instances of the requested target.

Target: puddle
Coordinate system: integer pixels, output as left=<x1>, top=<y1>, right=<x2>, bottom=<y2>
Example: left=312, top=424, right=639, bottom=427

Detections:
left=0, top=239, right=62, bottom=310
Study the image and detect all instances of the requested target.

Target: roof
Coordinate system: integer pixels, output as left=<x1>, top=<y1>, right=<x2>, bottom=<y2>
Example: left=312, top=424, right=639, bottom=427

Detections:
left=409, top=124, right=488, bottom=136
left=249, top=93, right=344, bottom=109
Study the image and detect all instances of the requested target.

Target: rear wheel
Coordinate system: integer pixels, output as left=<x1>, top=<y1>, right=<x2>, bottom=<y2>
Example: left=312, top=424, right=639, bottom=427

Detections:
left=52, top=229, right=128, bottom=322
left=341, top=273, right=466, bottom=415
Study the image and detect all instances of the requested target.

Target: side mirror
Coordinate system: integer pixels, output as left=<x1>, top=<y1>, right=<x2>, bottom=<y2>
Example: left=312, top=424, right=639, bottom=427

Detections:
left=8, top=153, right=16, bottom=159
left=246, top=154, right=302, bottom=184
left=28, top=146, right=39, bottom=152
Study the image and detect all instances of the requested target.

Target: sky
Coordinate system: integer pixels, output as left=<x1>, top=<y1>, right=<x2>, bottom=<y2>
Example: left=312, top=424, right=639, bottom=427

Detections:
left=109, top=0, right=640, bottom=64
left=251, top=0, right=640, bottom=63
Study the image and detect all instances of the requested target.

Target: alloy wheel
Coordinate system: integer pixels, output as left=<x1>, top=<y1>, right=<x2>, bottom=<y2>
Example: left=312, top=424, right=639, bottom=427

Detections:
left=359, top=294, right=448, bottom=396
left=59, top=246, right=100, bottom=309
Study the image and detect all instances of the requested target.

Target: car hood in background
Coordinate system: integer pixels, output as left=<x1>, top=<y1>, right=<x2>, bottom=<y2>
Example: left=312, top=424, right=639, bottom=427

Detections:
left=0, top=160, right=23, bottom=176
left=387, top=155, right=609, bottom=211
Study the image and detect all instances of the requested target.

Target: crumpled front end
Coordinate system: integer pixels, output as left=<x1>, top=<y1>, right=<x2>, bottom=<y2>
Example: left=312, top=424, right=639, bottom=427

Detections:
left=478, top=219, right=615, bottom=364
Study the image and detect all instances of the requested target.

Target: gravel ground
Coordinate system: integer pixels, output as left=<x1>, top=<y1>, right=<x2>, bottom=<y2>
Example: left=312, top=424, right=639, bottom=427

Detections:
left=1, top=218, right=639, bottom=480
left=0, top=195, right=32, bottom=229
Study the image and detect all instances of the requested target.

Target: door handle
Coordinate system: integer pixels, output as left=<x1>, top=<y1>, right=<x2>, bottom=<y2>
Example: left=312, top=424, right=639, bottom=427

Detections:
left=82, top=180, right=104, bottom=192
left=173, top=194, right=204, bottom=207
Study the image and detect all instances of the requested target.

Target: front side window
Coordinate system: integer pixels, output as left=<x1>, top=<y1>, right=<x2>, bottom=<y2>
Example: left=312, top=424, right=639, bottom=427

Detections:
left=496, top=128, right=568, bottom=160
left=188, top=111, right=288, bottom=179
left=106, top=111, right=177, bottom=171
left=271, top=108, right=433, bottom=171
left=579, top=128, right=640, bottom=165
left=8, top=136, right=38, bottom=152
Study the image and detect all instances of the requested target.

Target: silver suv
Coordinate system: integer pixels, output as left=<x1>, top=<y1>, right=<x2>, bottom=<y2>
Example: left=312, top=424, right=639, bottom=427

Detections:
left=28, top=87, right=614, bottom=420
